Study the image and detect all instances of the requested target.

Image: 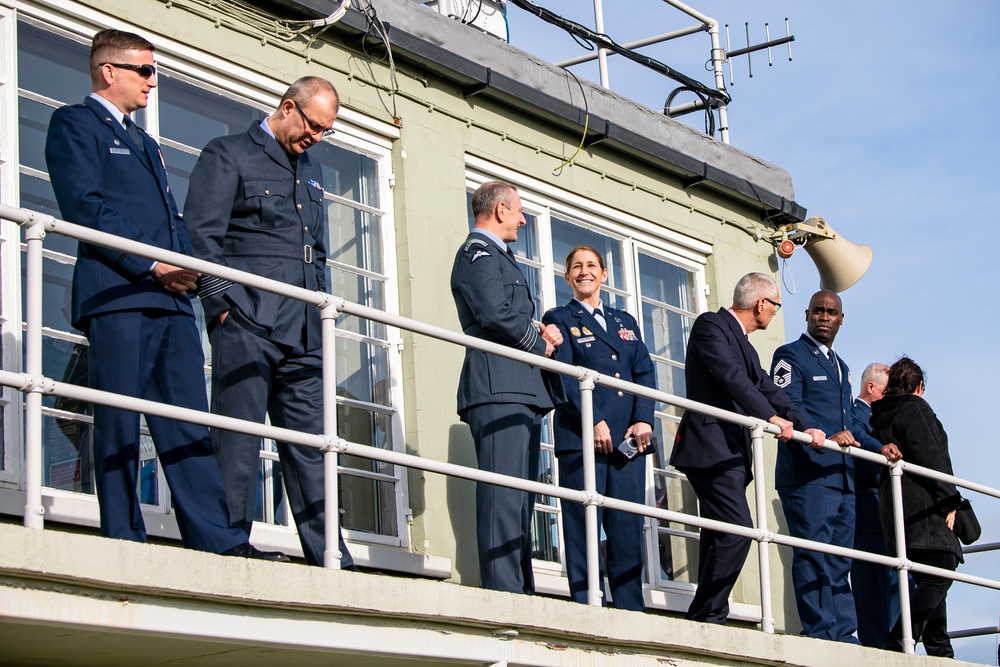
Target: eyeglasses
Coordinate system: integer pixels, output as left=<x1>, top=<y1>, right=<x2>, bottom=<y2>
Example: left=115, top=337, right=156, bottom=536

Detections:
left=293, top=101, right=335, bottom=138
left=764, top=297, right=782, bottom=312
left=100, top=62, right=156, bottom=78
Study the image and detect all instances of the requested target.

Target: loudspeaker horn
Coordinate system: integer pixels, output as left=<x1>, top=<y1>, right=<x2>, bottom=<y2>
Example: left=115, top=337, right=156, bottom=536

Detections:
left=796, top=216, right=872, bottom=293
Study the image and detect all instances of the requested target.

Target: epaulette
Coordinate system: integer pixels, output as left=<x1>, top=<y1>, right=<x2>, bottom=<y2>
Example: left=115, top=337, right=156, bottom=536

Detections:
left=463, top=237, right=490, bottom=253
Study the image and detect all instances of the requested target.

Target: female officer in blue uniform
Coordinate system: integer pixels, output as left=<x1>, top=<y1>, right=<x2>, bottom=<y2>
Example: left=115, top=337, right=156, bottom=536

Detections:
left=542, top=245, right=657, bottom=610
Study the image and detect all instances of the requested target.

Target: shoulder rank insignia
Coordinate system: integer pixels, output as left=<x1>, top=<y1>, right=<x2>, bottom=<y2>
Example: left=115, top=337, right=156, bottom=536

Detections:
left=773, top=360, right=792, bottom=388
left=463, top=237, right=489, bottom=252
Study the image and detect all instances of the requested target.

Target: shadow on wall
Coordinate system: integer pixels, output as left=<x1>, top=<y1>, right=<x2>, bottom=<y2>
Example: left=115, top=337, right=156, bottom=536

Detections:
left=448, top=422, right=479, bottom=587
left=771, top=496, right=801, bottom=636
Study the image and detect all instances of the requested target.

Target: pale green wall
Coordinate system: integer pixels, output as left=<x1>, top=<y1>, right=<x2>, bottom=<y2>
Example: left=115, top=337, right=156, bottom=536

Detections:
left=65, top=0, right=797, bottom=630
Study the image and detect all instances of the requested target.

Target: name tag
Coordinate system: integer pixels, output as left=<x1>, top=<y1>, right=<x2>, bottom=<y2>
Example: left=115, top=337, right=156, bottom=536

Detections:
left=576, top=336, right=595, bottom=343
left=109, top=147, right=131, bottom=155
left=812, top=375, right=828, bottom=381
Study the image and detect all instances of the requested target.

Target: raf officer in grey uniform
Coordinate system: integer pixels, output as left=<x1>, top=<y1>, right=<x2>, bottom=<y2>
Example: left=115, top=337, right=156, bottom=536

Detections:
left=451, top=181, right=563, bottom=594
left=184, top=77, right=352, bottom=569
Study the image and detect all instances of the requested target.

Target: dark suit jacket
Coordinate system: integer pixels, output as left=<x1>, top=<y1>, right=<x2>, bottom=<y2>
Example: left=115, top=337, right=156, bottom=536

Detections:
left=451, top=232, right=554, bottom=414
left=852, top=398, right=884, bottom=491
left=771, top=335, right=876, bottom=491
left=184, top=121, right=327, bottom=350
left=670, top=308, right=811, bottom=480
left=45, top=96, right=192, bottom=328
left=542, top=301, right=655, bottom=455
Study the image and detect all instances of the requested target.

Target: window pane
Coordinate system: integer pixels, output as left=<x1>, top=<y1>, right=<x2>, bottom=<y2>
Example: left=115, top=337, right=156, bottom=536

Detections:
left=159, top=145, right=199, bottom=213
left=42, top=414, right=93, bottom=493
left=551, top=217, right=623, bottom=290
left=642, top=302, right=693, bottom=364
left=18, top=97, right=56, bottom=173
left=653, top=363, right=685, bottom=418
left=17, top=23, right=90, bottom=105
left=157, top=76, right=261, bottom=156
left=341, top=476, right=397, bottom=536
left=335, top=337, right=388, bottom=405
left=532, top=509, right=560, bottom=564
left=326, top=267, right=386, bottom=339
left=39, top=337, right=89, bottom=410
left=638, top=252, right=695, bottom=312
left=325, top=203, right=383, bottom=274
left=339, top=404, right=395, bottom=476
left=653, top=471, right=699, bottom=584
left=19, top=174, right=78, bottom=257
left=310, top=142, right=378, bottom=208
left=21, top=257, right=78, bottom=333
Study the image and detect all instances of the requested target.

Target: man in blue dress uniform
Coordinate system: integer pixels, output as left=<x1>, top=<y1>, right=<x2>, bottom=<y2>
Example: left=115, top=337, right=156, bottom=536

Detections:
left=451, top=181, right=563, bottom=593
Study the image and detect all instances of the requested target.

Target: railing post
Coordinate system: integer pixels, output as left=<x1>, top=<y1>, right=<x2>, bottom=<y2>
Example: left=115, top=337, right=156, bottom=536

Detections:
left=750, top=421, right=773, bottom=633
left=22, top=215, right=45, bottom=530
left=890, top=463, right=914, bottom=653
left=321, top=300, right=343, bottom=570
left=578, top=372, right=602, bottom=606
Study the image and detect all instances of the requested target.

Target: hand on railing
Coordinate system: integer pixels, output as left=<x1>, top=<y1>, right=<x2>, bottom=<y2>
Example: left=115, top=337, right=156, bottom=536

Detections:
left=152, top=262, right=200, bottom=296
left=539, top=322, right=563, bottom=357
left=880, top=443, right=903, bottom=461
left=829, top=430, right=857, bottom=447
left=768, top=415, right=795, bottom=441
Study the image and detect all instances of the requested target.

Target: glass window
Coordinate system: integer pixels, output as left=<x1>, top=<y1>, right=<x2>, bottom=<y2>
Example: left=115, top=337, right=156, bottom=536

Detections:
left=9, top=21, right=405, bottom=548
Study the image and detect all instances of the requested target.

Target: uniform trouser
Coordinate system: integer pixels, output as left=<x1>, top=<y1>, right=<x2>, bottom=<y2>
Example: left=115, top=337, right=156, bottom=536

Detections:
left=884, top=550, right=956, bottom=657
left=780, top=484, right=858, bottom=643
left=679, top=466, right=753, bottom=624
left=88, top=310, right=245, bottom=554
left=463, top=402, right=542, bottom=594
left=209, top=314, right=353, bottom=568
left=559, top=449, right=646, bottom=611
left=852, top=490, right=900, bottom=648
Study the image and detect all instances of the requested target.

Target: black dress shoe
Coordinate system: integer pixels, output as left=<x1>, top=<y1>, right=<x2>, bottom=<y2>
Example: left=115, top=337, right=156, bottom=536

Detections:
left=222, top=542, right=291, bottom=562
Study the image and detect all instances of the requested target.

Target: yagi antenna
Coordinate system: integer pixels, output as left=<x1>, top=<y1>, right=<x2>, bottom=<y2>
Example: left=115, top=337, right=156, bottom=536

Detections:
left=724, top=19, right=795, bottom=85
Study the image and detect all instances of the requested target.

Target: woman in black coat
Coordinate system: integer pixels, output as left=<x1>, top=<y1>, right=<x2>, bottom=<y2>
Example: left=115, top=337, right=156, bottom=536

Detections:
left=870, top=356, right=962, bottom=657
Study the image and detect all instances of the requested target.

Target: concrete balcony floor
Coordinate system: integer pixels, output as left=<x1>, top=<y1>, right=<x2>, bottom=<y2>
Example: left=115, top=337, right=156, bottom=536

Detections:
left=0, top=521, right=972, bottom=666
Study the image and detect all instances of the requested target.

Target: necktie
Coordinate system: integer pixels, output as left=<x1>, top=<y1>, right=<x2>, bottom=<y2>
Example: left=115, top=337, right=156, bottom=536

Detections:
left=827, top=349, right=840, bottom=381
left=123, top=116, right=147, bottom=157
left=593, top=309, right=607, bottom=331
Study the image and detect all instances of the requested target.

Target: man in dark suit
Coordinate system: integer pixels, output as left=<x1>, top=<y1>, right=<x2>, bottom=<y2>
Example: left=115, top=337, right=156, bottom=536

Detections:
left=44, top=29, right=281, bottom=559
left=184, top=77, right=352, bottom=569
left=771, top=289, right=884, bottom=642
left=451, top=181, right=563, bottom=594
left=670, top=272, right=824, bottom=624
left=850, top=362, right=903, bottom=647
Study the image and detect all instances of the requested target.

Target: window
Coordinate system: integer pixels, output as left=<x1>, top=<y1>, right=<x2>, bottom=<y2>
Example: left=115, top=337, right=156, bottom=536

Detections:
left=2, top=18, right=407, bottom=549
left=466, top=163, right=708, bottom=599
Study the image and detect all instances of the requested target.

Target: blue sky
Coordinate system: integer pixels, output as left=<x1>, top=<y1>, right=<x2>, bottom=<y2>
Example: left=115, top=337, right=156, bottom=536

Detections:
left=507, top=1, right=999, bottom=661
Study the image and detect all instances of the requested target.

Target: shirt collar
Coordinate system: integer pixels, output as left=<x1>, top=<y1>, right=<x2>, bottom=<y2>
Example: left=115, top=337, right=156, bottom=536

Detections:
left=471, top=228, right=508, bottom=253
left=89, top=93, right=127, bottom=128
left=804, top=332, right=833, bottom=356
left=260, top=117, right=276, bottom=139
left=726, top=308, right=748, bottom=336
left=573, top=298, right=604, bottom=315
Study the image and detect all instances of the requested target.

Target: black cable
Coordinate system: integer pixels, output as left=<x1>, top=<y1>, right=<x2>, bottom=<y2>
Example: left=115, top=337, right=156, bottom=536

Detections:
left=506, top=0, right=729, bottom=105
left=663, top=86, right=715, bottom=137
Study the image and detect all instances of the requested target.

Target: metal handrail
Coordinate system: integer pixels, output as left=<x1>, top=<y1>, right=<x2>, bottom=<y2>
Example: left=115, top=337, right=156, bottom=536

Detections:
left=1, top=202, right=996, bottom=654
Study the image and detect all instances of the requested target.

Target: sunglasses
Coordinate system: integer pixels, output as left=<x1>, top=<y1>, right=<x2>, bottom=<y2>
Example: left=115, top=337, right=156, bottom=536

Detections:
left=100, top=62, right=156, bottom=78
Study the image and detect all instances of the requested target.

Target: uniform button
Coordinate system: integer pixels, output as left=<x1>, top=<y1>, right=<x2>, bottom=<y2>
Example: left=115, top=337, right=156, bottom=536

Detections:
left=617, top=391, right=624, bottom=397
left=265, top=189, right=270, bottom=195
left=611, top=354, right=618, bottom=361
left=297, top=203, right=303, bottom=210
left=615, top=373, right=621, bottom=378
left=296, top=179, right=301, bottom=185
left=304, top=226, right=309, bottom=232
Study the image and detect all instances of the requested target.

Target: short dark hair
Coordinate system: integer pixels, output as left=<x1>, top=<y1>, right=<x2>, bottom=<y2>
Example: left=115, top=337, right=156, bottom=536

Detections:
left=90, top=29, right=154, bottom=80
left=471, top=181, right=516, bottom=220
left=281, top=76, right=339, bottom=113
left=564, top=245, right=606, bottom=273
left=884, top=356, right=926, bottom=396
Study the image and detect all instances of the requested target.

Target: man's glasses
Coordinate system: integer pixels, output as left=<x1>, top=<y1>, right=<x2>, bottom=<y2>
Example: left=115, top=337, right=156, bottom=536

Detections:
left=764, top=297, right=782, bottom=312
left=293, top=101, right=335, bottom=139
left=100, top=62, right=156, bottom=78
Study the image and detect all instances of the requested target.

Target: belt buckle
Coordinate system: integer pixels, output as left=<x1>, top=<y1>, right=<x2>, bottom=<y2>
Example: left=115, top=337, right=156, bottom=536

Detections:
left=303, top=245, right=313, bottom=264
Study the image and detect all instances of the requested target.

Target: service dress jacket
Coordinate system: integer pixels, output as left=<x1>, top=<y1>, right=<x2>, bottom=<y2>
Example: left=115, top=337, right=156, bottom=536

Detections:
left=451, top=232, right=555, bottom=415
left=45, top=97, right=193, bottom=329
left=870, top=393, right=963, bottom=561
left=670, top=309, right=811, bottom=480
left=184, top=121, right=327, bottom=351
left=542, top=302, right=656, bottom=454
left=771, top=335, right=877, bottom=491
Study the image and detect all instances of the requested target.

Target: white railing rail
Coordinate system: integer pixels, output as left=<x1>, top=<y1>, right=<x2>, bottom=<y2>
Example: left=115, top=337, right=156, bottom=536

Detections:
left=2, top=202, right=997, bottom=654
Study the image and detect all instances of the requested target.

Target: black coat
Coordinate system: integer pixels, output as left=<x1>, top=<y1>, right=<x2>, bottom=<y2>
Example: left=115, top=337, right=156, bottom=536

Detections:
left=870, top=393, right=963, bottom=562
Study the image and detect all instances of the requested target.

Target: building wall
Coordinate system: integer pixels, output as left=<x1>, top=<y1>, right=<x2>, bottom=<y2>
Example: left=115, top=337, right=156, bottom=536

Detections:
left=1, top=0, right=801, bottom=631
